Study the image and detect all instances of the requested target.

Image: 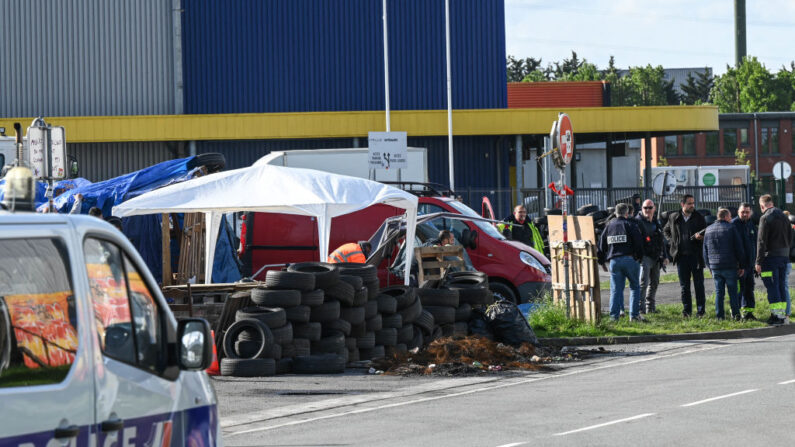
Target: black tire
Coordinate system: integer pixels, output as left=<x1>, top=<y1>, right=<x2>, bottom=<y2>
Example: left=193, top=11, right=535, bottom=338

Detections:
left=364, top=279, right=380, bottom=300
left=348, top=347, right=360, bottom=363
left=223, top=319, right=273, bottom=359
left=189, top=152, right=226, bottom=172
left=311, top=332, right=345, bottom=354
left=293, top=322, right=321, bottom=341
left=375, top=328, right=398, bottom=346
left=544, top=208, right=562, bottom=216
left=338, top=275, right=363, bottom=290
left=423, top=305, right=456, bottom=325
left=453, top=321, right=468, bottom=336
left=489, top=282, right=517, bottom=304
left=430, top=326, right=443, bottom=342
left=281, top=341, right=296, bottom=358
left=235, top=306, right=287, bottom=329
left=335, top=263, right=378, bottom=282
left=234, top=340, right=263, bottom=359
left=357, top=331, right=376, bottom=349
left=270, top=322, right=294, bottom=345
left=364, top=300, right=378, bottom=319
left=365, top=314, right=383, bottom=332
left=408, top=328, right=424, bottom=349
left=250, top=288, right=301, bottom=307
left=381, top=286, right=416, bottom=309
left=264, top=343, right=282, bottom=360
left=587, top=210, right=609, bottom=221
left=455, top=303, right=472, bottom=322
left=352, top=286, right=368, bottom=306
left=414, top=310, right=435, bottom=335
left=285, top=305, right=311, bottom=323
left=310, top=300, right=341, bottom=322
left=444, top=271, right=488, bottom=285
left=220, top=358, right=275, bottom=377
left=275, top=358, right=293, bottom=375
left=287, top=262, right=340, bottom=290
left=385, top=344, right=408, bottom=357
left=417, top=288, right=459, bottom=307
left=349, top=323, right=367, bottom=338
left=397, top=324, right=414, bottom=344
left=576, top=204, right=599, bottom=216
left=264, top=270, right=316, bottom=292
left=340, top=306, right=365, bottom=325
left=345, top=336, right=358, bottom=351
left=322, top=319, right=351, bottom=337
left=440, top=324, right=455, bottom=336
left=359, top=345, right=385, bottom=360
left=301, top=289, right=325, bottom=307
left=382, top=313, right=403, bottom=329
left=324, top=281, right=355, bottom=306
left=292, top=354, right=346, bottom=374
left=398, top=297, right=422, bottom=324
left=449, top=286, right=492, bottom=306
left=376, top=294, right=398, bottom=314
left=292, top=338, right=311, bottom=357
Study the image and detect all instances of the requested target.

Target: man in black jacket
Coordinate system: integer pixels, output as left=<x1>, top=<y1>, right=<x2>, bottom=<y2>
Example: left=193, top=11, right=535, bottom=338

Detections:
left=755, top=194, right=791, bottom=325
left=635, top=199, right=668, bottom=313
left=598, top=203, right=645, bottom=322
left=664, top=194, right=707, bottom=317
left=732, top=203, right=757, bottom=320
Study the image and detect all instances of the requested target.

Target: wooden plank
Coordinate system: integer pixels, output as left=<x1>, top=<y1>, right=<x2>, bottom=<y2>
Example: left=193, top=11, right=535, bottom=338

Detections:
left=161, top=214, right=172, bottom=287
left=420, top=260, right=465, bottom=269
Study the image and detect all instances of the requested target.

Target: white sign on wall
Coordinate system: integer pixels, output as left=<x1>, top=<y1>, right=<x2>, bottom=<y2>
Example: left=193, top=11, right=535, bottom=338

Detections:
left=26, top=126, right=46, bottom=179
left=50, top=126, right=66, bottom=180
left=368, top=131, right=407, bottom=170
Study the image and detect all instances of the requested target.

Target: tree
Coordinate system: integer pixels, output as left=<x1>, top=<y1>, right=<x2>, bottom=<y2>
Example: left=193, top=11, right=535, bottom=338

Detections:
left=663, top=79, right=681, bottom=105
left=710, top=65, right=741, bottom=112
left=506, top=55, right=544, bottom=82
left=680, top=69, right=713, bottom=104
left=623, top=65, right=669, bottom=106
left=710, top=57, right=792, bottom=112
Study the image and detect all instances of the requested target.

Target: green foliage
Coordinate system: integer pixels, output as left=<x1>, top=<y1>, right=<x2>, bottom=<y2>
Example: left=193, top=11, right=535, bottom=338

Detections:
left=657, top=156, right=669, bottom=167
left=710, top=57, right=794, bottom=113
left=681, top=69, right=714, bottom=104
left=622, top=64, right=671, bottom=106
left=507, top=55, right=545, bottom=82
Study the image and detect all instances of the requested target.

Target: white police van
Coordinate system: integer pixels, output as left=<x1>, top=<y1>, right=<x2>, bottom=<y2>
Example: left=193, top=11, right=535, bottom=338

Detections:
left=0, top=168, right=221, bottom=446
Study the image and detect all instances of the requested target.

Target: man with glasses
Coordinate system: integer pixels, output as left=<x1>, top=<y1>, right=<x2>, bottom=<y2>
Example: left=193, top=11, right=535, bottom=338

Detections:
left=501, top=204, right=545, bottom=254
left=635, top=199, right=668, bottom=313
left=664, top=194, right=707, bottom=317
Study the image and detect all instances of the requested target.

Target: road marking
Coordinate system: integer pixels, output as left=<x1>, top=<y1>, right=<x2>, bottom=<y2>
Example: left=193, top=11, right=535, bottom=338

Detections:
left=552, top=413, right=656, bottom=436
left=778, top=379, right=795, bottom=385
left=224, top=335, right=792, bottom=436
left=495, top=443, right=526, bottom=447
left=681, top=389, right=758, bottom=407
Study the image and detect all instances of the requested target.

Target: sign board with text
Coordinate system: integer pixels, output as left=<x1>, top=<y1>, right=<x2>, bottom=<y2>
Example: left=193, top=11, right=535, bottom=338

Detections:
left=26, top=126, right=46, bottom=179
left=50, top=126, right=66, bottom=180
left=368, top=131, right=408, bottom=170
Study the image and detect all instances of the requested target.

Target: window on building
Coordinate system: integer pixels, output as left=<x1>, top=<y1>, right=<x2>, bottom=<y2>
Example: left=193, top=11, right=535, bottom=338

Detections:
left=739, top=128, right=749, bottom=145
left=723, top=130, right=737, bottom=155
left=682, top=134, right=696, bottom=155
left=705, top=132, right=719, bottom=156
left=664, top=135, right=678, bottom=156
left=762, top=127, right=779, bottom=154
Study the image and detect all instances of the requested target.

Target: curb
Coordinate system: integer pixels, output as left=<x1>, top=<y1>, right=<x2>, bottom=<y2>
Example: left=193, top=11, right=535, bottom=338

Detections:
left=538, top=323, right=795, bottom=347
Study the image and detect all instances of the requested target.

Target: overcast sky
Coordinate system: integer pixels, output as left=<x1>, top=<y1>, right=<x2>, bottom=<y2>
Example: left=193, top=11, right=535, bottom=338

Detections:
left=505, top=0, right=795, bottom=75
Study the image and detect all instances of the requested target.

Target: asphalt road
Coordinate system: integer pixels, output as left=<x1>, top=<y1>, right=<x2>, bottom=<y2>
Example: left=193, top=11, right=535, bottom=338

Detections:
left=218, top=334, right=795, bottom=446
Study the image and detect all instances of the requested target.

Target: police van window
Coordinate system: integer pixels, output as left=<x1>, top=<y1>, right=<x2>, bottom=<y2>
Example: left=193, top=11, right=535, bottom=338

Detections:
left=418, top=203, right=445, bottom=215
left=0, top=238, right=78, bottom=388
left=84, top=238, right=136, bottom=365
left=122, top=254, right=164, bottom=373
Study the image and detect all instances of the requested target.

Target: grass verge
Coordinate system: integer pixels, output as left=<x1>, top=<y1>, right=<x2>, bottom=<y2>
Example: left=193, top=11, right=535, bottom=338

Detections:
left=600, top=269, right=713, bottom=289
left=529, top=289, right=780, bottom=338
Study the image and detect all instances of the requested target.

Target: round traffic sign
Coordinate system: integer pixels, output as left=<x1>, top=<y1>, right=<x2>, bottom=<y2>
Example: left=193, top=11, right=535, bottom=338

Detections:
left=557, top=114, right=574, bottom=164
left=773, top=161, right=792, bottom=180
left=652, top=172, right=677, bottom=196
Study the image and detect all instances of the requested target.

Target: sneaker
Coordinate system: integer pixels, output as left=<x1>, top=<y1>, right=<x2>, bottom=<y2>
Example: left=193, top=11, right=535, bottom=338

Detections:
left=619, top=310, right=625, bottom=318
left=629, top=315, right=649, bottom=323
left=766, top=314, right=785, bottom=326
left=610, top=316, right=620, bottom=322
left=742, top=313, right=756, bottom=322
left=696, top=312, right=706, bottom=319
left=732, top=314, right=742, bottom=321
left=682, top=312, right=691, bottom=318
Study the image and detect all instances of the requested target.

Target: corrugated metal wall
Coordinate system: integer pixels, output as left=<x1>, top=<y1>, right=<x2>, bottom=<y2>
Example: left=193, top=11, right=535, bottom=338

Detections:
left=70, top=142, right=175, bottom=182
left=0, top=0, right=176, bottom=117
left=182, top=0, right=507, bottom=114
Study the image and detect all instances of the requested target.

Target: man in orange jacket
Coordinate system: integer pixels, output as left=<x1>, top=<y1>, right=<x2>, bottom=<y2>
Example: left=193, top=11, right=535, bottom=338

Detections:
left=328, top=241, right=372, bottom=263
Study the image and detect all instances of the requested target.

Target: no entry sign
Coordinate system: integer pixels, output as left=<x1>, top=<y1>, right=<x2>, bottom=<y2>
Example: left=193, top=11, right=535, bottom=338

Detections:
left=558, top=113, right=573, bottom=165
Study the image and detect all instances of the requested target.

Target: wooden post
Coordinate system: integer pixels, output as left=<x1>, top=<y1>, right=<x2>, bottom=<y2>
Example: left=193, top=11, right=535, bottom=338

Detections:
left=161, top=213, right=171, bottom=286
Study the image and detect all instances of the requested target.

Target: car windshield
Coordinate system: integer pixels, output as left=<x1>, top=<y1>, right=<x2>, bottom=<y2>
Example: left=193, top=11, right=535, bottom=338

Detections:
left=445, top=200, right=506, bottom=240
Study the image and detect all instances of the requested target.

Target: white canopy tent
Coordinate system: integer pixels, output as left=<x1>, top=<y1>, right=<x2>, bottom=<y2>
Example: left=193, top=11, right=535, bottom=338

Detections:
left=113, top=164, right=418, bottom=285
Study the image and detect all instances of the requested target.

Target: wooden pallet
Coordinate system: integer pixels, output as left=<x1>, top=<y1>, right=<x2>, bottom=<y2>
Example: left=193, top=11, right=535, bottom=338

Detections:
left=414, top=245, right=464, bottom=285
left=547, top=215, right=602, bottom=322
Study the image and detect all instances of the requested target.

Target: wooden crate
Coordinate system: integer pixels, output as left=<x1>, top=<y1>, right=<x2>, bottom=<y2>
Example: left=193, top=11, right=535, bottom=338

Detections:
left=413, top=245, right=464, bottom=285
left=547, top=215, right=601, bottom=322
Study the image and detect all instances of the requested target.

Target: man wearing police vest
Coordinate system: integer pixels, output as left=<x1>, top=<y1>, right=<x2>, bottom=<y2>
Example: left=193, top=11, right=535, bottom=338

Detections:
left=598, top=203, right=645, bottom=322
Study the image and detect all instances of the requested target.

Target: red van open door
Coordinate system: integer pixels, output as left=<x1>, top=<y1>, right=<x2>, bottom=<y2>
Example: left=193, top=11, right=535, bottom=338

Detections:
left=481, top=196, right=496, bottom=223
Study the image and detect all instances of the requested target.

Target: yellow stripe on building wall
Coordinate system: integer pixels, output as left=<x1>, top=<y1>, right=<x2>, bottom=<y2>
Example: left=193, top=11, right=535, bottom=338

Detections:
left=0, top=106, right=718, bottom=143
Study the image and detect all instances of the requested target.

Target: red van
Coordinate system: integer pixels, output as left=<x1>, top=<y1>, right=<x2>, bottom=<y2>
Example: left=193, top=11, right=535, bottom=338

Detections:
left=239, top=193, right=551, bottom=303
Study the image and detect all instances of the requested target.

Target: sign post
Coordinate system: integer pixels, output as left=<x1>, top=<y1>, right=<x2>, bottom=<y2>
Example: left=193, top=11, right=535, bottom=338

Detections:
left=26, top=117, right=67, bottom=212
left=368, top=131, right=408, bottom=173
left=772, top=161, right=791, bottom=209
left=550, top=113, right=574, bottom=318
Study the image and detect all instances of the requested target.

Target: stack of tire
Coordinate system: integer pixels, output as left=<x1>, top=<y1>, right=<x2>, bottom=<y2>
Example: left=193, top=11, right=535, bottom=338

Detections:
left=331, top=263, right=382, bottom=361
left=417, top=287, right=465, bottom=338
left=377, top=285, right=426, bottom=357
left=441, top=271, right=493, bottom=334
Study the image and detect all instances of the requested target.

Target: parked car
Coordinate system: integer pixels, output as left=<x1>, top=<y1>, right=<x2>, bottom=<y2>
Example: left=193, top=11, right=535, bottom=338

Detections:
left=0, top=209, right=219, bottom=445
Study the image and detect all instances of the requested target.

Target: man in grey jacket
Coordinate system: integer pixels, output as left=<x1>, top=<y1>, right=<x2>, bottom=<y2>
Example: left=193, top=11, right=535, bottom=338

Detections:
left=703, top=208, right=746, bottom=320
left=755, top=194, right=791, bottom=325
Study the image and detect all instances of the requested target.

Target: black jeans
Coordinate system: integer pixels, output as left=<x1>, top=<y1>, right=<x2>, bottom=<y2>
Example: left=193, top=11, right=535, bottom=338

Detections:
left=677, top=255, right=705, bottom=315
left=737, top=269, right=756, bottom=313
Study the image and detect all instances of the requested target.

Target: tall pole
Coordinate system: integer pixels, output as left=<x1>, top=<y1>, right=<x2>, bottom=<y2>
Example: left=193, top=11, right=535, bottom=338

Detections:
left=383, top=0, right=391, bottom=132
left=445, top=0, right=455, bottom=191
left=734, top=0, right=746, bottom=67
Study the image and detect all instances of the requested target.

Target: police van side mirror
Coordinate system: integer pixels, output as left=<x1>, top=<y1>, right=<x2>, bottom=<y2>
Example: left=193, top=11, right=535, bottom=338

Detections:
left=177, top=319, right=213, bottom=370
